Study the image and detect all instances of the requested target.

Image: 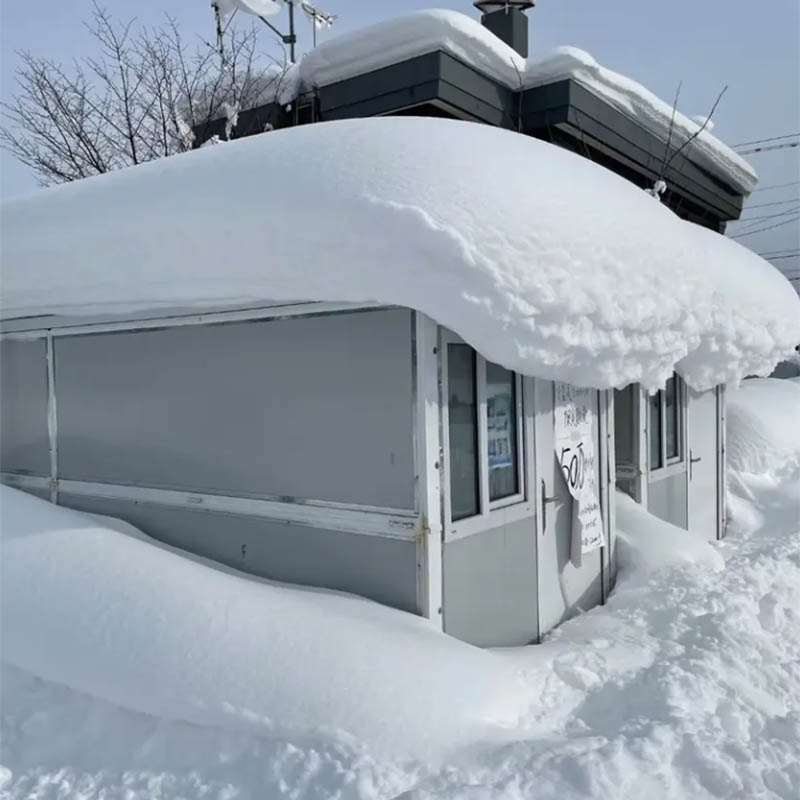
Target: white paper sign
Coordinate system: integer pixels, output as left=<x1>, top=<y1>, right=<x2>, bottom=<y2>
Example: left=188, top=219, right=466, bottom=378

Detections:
left=553, top=383, right=605, bottom=561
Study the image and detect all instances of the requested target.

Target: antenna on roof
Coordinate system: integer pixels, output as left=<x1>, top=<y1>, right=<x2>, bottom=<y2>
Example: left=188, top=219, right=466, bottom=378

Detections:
left=299, top=2, right=336, bottom=48
left=650, top=84, right=728, bottom=201
left=212, top=0, right=335, bottom=62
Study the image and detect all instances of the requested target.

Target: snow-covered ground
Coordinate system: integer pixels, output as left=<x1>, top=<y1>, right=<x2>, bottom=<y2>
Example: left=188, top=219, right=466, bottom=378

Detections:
left=2, top=377, right=798, bottom=799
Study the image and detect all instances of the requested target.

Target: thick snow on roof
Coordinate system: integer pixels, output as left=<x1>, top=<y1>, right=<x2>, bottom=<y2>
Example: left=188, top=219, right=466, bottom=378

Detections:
left=2, top=117, right=797, bottom=391
left=0, top=487, right=525, bottom=761
left=302, top=8, right=525, bottom=91
left=298, top=9, right=755, bottom=194
left=523, top=47, right=757, bottom=195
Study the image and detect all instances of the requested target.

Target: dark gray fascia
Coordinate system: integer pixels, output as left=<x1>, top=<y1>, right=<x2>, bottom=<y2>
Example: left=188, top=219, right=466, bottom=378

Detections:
left=521, top=80, right=745, bottom=221
left=316, top=51, right=517, bottom=129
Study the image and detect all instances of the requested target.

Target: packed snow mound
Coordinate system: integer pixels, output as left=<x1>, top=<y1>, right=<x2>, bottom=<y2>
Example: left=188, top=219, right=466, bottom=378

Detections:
left=727, top=378, right=800, bottom=476
left=302, top=8, right=525, bottom=89
left=0, top=486, right=526, bottom=761
left=5, top=473, right=800, bottom=798
left=523, top=46, right=757, bottom=194
left=615, top=490, right=724, bottom=574
left=296, top=9, right=754, bottom=193
left=2, top=117, right=797, bottom=390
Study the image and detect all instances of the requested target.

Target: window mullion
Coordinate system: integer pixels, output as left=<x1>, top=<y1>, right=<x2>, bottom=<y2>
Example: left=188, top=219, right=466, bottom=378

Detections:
left=660, top=388, right=668, bottom=467
left=476, top=355, right=490, bottom=518
left=516, top=373, right=525, bottom=498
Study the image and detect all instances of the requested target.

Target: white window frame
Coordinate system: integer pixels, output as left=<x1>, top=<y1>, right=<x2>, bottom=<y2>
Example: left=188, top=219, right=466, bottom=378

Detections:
left=441, top=332, right=528, bottom=541
left=648, top=373, right=687, bottom=482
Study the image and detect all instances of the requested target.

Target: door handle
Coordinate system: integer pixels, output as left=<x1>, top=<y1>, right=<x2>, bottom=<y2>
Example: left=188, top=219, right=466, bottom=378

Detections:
left=541, top=478, right=559, bottom=532
left=690, top=450, right=702, bottom=480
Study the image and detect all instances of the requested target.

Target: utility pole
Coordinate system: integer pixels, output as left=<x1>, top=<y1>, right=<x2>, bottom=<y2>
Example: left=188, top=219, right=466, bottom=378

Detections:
left=287, top=1, right=296, bottom=63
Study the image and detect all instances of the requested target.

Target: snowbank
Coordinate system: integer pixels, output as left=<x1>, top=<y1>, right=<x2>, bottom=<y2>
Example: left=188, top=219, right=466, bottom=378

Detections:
left=727, top=378, right=800, bottom=477
left=5, top=462, right=800, bottom=798
left=0, top=486, right=525, bottom=761
left=297, top=10, right=754, bottom=193
left=3, top=384, right=800, bottom=798
left=615, top=490, right=724, bottom=575
left=2, top=117, right=797, bottom=391
left=523, top=47, right=757, bottom=195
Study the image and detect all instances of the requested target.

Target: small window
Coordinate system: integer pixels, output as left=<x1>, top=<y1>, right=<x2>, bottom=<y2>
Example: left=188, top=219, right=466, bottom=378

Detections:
left=447, top=343, right=479, bottom=521
left=486, top=363, right=519, bottom=501
left=665, top=375, right=680, bottom=460
left=649, top=373, right=684, bottom=471
left=649, top=390, right=663, bottom=470
left=444, top=337, right=526, bottom=529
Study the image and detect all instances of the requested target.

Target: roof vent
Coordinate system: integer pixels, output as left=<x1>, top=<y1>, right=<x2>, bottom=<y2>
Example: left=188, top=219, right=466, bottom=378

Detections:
left=474, top=1, right=534, bottom=57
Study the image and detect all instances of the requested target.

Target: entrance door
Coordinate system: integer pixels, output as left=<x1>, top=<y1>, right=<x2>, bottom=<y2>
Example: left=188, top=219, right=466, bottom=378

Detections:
left=687, top=386, right=720, bottom=540
left=534, top=379, right=604, bottom=636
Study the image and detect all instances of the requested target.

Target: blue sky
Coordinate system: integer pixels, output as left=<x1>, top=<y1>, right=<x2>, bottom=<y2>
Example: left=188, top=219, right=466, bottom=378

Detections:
left=2, top=0, right=798, bottom=278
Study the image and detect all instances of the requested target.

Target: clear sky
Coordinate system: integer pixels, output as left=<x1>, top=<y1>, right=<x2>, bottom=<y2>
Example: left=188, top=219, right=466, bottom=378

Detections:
left=2, top=0, right=798, bottom=280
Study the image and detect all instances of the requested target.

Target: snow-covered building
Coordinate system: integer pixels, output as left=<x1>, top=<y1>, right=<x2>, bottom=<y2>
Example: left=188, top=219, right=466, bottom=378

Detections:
left=2, top=9, right=798, bottom=647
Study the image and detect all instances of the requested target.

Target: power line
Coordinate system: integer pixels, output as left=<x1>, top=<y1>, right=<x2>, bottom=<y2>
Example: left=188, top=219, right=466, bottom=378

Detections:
left=736, top=141, right=799, bottom=155
left=758, top=249, right=800, bottom=256
left=767, top=254, right=800, bottom=260
left=753, top=180, right=800, bottom=192
left=729, top=215, right=800, bottom=239
left=732, top=132, right=799, bottom=147
left=742, top=198, right=800, bottom=209
left=732, top=204, right=800, bottom=223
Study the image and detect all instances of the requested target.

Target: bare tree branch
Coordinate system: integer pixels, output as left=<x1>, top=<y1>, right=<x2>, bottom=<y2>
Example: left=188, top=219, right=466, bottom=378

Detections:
left=0, top=6, right=288, bottom=185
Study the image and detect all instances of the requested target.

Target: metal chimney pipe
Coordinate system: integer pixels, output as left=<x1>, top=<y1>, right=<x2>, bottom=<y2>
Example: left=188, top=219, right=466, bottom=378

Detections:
left=474, top=1, right=534, bottom=57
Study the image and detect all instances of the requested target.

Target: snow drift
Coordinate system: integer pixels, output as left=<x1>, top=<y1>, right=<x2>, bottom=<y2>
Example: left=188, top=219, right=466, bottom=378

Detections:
left=2, top=117, right=797, bottom=390
left=615, top=490, right=724, bottom=575
left=727, top=378, right=800, bottom=477
left=4, top=387, right=800, bottom=798
left=0, top=486, right=525, bottom=761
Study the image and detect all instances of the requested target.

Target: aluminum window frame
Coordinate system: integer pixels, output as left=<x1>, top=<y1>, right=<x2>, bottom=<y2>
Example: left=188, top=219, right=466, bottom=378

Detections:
left=648, top=373, right=688, bottom=482
left=441, top=331, right=528, bottom=541
left=0, top=302, right=423, bottom=543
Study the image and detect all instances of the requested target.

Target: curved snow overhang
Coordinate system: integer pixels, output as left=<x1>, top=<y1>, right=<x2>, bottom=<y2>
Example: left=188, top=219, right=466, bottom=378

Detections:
left=2, top=117, right=797, bottom=393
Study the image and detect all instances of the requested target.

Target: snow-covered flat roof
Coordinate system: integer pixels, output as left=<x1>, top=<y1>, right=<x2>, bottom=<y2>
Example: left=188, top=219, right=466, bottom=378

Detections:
left=299, top=9, right=756, bottom=195
left=2, top=117, right=797, bottom=391
left=523, top=46, right=757, bottom=195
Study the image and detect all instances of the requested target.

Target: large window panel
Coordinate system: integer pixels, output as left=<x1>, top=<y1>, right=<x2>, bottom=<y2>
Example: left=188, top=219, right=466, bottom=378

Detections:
left=447, top=344, right=480, bottom=521
left=0, top=338, right=50, bottom=476
left=486, top=362, right=519, bottom=501
left=54, top=310, right=415, bottom=508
